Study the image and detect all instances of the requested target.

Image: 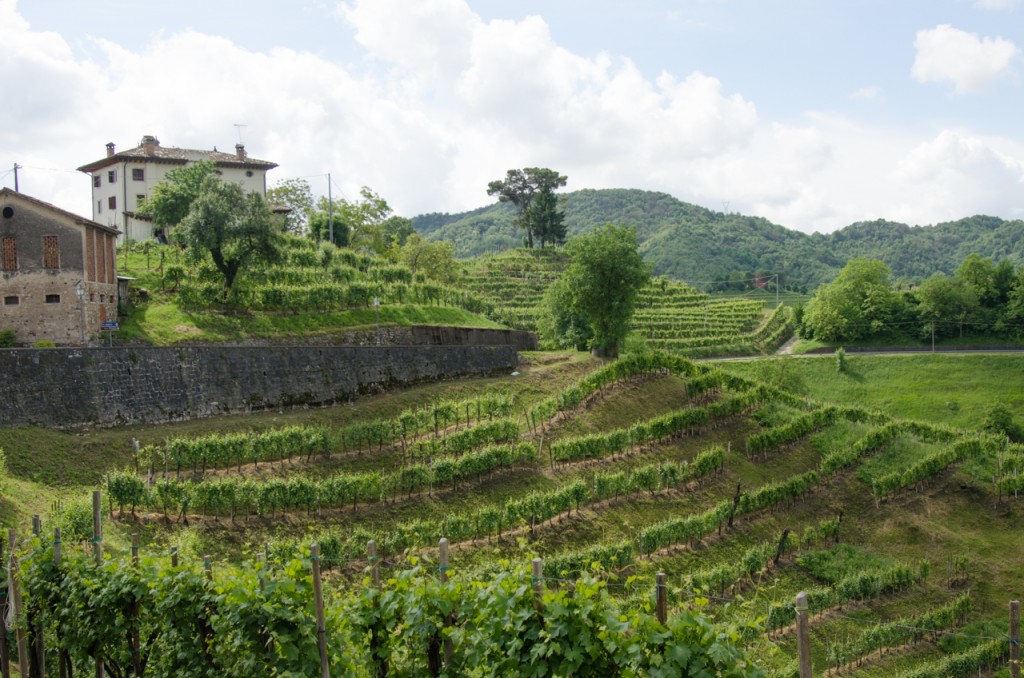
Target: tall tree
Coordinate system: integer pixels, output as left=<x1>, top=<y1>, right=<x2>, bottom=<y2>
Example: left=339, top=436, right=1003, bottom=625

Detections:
left=528, top=186, right=567, bottom=247
left=547, top=224, right=650, bottom=357
left=177, top=175, right=282, bottom=291
left=486, top=167, right=567, bottom=248
left=266, top=178, right=314, bottom=234
left=801, top=258, right=906, bottom=341
left=915, top=273, right=979, bottom=338
left=137, top=161, right=217, bottom=232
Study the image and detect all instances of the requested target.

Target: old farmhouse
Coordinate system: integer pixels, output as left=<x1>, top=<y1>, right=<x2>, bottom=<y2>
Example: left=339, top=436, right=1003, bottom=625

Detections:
left=77, top=135, right=278, bottom=243
left=0, top=188, right=119, bottom=346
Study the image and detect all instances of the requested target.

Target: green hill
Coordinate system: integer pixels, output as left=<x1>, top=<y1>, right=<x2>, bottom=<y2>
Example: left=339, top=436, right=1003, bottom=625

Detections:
left=414, top=189, right=1024, bottom=290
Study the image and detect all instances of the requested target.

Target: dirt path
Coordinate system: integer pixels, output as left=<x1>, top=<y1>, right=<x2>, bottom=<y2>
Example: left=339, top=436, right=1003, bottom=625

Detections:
left=775, top=333, right=800, bottom=355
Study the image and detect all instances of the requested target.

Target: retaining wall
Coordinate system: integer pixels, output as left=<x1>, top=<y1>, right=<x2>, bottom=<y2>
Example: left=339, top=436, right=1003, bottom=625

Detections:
left=0, top=344, right=519, bottom=428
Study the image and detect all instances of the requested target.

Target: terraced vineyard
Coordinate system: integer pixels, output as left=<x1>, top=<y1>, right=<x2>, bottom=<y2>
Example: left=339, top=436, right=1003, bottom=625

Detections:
left=7, top=351, right=1020, bottom=676
left=464, top=248, right=796, bottom=355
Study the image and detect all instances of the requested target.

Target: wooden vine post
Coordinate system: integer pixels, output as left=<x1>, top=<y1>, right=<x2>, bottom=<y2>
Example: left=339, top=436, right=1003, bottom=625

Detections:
left=6, top=531, right=28, bottom=678
left=368, top=540, right=380, bottom=588
left=92, top=491, right=103, bottom=566
left=531, top=558, right=544, bottom=613
left=1011, top=600, right=1021, bottom=678
left=54, top=528, right=69, bottom=678
left=30, top=516, right=44, bottom=678
left=310, top=544, right=330, bottom=678
left=0, top=538, right=9, bottom=678
left=130, top=535, right=142, bottom=676
left=439, top=539, right=454, bottom=668
left=655, top=573, right=668, bottom=626
left=795, top=591, right=812, bottom=678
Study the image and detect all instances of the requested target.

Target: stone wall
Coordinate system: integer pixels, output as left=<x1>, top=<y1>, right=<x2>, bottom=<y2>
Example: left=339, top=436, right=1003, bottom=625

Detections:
left=327, top=325, right=538, bottom=351
left=0, top=344, right=519, bottom=428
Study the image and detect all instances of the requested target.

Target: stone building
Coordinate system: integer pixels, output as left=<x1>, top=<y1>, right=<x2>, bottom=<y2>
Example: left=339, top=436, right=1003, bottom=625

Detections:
left=0, top=188, right=119, bottom=346
left=77, top=135, right=278, bottom=243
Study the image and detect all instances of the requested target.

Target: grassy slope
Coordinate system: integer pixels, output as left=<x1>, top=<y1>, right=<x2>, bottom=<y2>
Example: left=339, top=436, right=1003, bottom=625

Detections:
left=114, top=246, right=501, bottom=346
left=717, top=353, right=1024, bottom=427
left=119, top=303, right=502, bottom=344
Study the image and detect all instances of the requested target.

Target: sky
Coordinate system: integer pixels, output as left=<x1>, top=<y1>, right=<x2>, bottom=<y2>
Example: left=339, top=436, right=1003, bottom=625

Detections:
left=1, top=0, right=1023, bottom=235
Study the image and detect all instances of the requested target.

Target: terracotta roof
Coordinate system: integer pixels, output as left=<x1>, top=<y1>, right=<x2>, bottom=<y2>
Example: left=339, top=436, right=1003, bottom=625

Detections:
left=0, top=188, right=121, bottom=235
left=77, top=141, right=278, bottom=173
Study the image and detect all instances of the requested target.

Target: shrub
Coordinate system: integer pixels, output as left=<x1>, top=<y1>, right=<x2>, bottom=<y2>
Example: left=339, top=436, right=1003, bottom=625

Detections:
left=33, top=340, right=56, bottom=348
left=835, top=347, right=846, bottom=373
left=0, top=328, right=15, bottom=347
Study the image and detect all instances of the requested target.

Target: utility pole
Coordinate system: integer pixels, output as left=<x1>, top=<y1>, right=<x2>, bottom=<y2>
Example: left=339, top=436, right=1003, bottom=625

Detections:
left=12, top=163, right=20, bottom=192
left=327, top=173, right=334, bottom=245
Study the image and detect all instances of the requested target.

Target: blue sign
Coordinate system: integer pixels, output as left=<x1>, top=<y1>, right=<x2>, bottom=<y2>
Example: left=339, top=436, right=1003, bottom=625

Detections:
left=101, top=321, right=119, bottom=331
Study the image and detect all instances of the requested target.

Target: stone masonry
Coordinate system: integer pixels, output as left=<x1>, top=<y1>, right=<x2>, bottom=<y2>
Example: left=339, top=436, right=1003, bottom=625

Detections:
left=0, top=344, right=519, bottom=428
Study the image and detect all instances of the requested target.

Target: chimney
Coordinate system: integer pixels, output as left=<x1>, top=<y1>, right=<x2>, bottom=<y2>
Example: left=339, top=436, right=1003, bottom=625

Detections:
left=141, top=135, right=159, bottom=156
left=235, top=143, right=247, bottom=160
left=105, top=142, right=116, bottom=157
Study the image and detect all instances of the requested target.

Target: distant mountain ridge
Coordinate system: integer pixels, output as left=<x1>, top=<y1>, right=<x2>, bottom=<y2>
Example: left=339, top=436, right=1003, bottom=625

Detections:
left=412, top=188, right=1024, bottom=290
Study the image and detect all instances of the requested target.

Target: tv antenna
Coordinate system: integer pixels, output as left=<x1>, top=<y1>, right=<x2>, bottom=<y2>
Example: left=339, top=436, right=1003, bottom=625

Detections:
left=233, top=123, right=248, bottom=144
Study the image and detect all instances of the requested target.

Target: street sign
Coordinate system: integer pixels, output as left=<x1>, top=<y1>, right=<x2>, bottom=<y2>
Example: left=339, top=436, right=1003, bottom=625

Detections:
left=101, top=321, right=119, bottom=331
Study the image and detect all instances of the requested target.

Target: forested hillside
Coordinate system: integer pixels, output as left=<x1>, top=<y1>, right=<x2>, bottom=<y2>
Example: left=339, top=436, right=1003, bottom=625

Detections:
left=414, top=189, right=1024, bottom=290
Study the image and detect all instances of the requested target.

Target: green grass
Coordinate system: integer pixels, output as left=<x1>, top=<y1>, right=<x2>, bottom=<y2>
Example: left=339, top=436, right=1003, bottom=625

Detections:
left=791, top=332, right=1024, bottom=354
left=796, top=543, right=892, bottom=583
left=118, top=302, right=503, bottom=345
left=718, top=353, right=1024, bottom=428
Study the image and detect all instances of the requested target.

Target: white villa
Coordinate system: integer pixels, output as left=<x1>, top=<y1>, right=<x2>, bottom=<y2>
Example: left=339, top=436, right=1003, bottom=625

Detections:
left=77, top=135, right=278, bottom=242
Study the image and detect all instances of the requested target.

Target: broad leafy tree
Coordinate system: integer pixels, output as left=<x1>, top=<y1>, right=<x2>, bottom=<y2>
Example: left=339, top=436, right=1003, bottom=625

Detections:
left=914, top=273, right=979, bottom=338
left=801, top=258, right=907, bottom=341
left=266, top=178, right=314, bottom=234
left=308, top=186, right=400, bottom=255
left=398, top=234, right=459, bottom=283
left=177, top=175, right=282, bottom=291
left=137, top=161, right=217, bottom=232
left=546, top=224, right=650, bottom=356
left=487, top=168, right=567, bottom=248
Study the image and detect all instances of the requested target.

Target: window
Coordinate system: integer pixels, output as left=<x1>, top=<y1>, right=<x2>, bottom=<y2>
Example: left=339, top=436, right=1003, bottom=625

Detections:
left=3, top=296, right=17, bottom=306
left=99, top=294, right=105, bottom=303
left=97, top=200, right=102, bottom=214
left=1, top=237, right=15, bottom=271
left=107, top=169, right=117, bottom=183
left=132, top=168, right=144, bottom=181
left=136, top=194, right=146, bottom=203
left=45, top=294, right=60, bottom=304
left=89, top=293, right=95, bottom=302
left=42, top=235, right=59, bottom=269
left=93, top=175, right=101, bottom=188
left=108, top=196, right=116, bottom=210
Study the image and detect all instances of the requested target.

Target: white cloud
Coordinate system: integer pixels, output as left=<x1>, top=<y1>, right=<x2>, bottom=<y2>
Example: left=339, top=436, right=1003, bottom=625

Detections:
left=974, top=0, right=1019, bottom=9
left=912, top=24, right=1019, bottom=94
left=891, top=129, right=1024, bottom=223
left=2, top=0, right=1024, bottom=238
left=850, top=86, right=881, bottom=100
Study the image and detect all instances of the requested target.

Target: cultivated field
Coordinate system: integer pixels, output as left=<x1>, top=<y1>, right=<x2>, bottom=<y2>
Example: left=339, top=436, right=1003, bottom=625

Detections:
left=3, top=350, right=1021, bottom=675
